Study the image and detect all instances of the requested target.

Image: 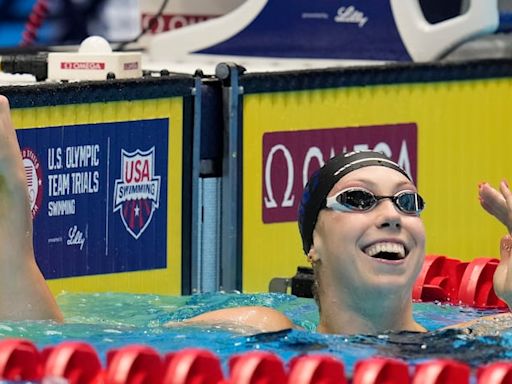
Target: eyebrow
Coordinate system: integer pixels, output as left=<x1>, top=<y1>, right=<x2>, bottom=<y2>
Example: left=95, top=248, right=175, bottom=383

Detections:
left=343, top=178, right=417, bottom=190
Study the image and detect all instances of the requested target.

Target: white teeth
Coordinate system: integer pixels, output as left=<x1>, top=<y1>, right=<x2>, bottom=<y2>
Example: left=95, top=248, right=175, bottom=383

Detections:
left=364, top=242, right=405, bottom=258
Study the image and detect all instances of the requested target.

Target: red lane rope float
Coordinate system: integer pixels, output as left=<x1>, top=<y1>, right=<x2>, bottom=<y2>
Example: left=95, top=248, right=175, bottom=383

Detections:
left=477, top=362, right=512, bottom=384
left=412, top=359, right=471, bottom=384
left=228, top=351, right=287, bottom=384
left=163, top=348, right=224, bottom=384
left=0, top=338, right=42, bottom=381
left=413, top=255, right=467, bottom=303
left=105, top=345, right=163, bottom=384
left=413, top=255, right=507, bottom=309
left=352, top=357, right=410, bottom=384
left=42, top=341, right=102, bottom=384
left=458, top=258, right=507, bottom=308
left=3, top=340, right=511, bottom=384
left=287, top=354, right=347, bottom=384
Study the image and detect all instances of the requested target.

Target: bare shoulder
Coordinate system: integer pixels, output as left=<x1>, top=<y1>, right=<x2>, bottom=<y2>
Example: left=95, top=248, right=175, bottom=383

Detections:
left=443, top=312, right=512, bottom=335
left=166, top=306, right=295, bottom=333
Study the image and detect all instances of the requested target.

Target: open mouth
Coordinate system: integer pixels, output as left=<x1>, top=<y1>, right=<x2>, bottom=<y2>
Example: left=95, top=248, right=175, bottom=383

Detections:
left=363, top=242, right=407, bottom=261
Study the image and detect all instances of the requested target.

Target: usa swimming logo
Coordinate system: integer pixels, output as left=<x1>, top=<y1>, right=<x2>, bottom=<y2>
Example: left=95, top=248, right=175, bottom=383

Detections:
left=113, top=147, right=161, bottom=239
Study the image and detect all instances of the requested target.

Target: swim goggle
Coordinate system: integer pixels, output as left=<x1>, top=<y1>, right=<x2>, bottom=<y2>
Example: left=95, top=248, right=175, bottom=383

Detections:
left=325, top=188, right=425, bottom=215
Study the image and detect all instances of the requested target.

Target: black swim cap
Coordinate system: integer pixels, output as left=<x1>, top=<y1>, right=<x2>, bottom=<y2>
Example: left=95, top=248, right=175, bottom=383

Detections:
left=298, top=150, right=412, bottom=255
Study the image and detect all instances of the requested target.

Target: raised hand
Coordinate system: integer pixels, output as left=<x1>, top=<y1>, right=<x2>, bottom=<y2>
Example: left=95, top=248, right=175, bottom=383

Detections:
left=479, top=181, right=512, bottom=234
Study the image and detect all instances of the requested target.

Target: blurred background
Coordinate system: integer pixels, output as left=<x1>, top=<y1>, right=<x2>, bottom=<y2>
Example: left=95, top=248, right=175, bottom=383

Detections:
left=3, top=0, right=511, bottom=51
left=0, top=0, right=246, bottom=49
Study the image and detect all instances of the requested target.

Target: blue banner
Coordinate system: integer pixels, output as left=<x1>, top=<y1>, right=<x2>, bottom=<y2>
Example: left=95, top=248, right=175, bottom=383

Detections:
left=17, top=119, right=169, bottom=279
left=197, top=0, right=410, bottom=61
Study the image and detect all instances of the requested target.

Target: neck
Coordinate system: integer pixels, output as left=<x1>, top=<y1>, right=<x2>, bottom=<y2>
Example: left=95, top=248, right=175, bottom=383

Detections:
left=316, top=286, right=426, bottom=335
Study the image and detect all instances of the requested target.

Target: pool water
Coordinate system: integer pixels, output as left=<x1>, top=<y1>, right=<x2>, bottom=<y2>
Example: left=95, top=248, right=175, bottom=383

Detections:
left=0, top=292, right=510, bottom=375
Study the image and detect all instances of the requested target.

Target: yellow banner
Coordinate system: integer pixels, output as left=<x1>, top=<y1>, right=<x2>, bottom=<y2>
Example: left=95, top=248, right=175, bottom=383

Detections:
left=243, top=78, right=512, bottom=292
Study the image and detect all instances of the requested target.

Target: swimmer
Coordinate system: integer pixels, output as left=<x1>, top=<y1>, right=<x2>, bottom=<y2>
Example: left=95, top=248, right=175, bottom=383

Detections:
left=183, top=151, right=512, bottom=335
left=0, top=95, right=62, bottom=321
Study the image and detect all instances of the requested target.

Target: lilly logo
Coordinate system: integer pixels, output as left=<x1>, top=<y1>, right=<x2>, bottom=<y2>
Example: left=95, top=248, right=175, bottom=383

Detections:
left=113, top=147, right=161, bottom=239
left=67, top=225, right=85, bottom=250
left=334, top=6, right=368, bottom=27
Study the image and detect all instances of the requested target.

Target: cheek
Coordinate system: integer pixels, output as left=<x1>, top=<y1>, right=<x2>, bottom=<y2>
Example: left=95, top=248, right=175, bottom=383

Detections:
left=314, top=214, right=363, bottom=268
left=317, top=213, right=357, bottom=248
left=413, top=220, right=426, bottom=248
left=409, top=219, right=426, bottom=271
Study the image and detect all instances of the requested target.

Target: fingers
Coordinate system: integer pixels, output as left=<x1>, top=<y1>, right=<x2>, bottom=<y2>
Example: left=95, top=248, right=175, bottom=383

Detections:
left=499, top=180, right=512, bottom=209
left=479, top=182, right=509, bottom=224
left=479, top=182, right=502, bottom=206
left=479, top=182, right=502, bottom=203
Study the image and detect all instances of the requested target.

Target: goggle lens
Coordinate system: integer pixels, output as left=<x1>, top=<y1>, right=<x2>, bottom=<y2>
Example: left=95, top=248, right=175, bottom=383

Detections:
left=395, top=191, right=423, bottom=213
left=342, top=189, right=376, bottom=210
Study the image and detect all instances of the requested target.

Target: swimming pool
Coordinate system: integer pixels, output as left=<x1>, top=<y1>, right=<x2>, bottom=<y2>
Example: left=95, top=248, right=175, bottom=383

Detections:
left=0, top=291, right=509, bottom=380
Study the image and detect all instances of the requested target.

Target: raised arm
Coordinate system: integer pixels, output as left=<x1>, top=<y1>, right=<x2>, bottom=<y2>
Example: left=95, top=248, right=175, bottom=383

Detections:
left=0, top=96, right=62, bottom=321
left=479, top=181, right=512, bottom=308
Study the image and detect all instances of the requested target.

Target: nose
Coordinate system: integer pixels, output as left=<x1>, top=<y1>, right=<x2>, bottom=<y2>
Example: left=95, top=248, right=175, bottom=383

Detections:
left=375, top=199, right=402, bottom=230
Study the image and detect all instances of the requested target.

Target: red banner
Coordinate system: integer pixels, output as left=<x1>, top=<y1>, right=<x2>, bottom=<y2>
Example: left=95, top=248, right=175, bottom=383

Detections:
left=262, top=123, right=417, bottom=223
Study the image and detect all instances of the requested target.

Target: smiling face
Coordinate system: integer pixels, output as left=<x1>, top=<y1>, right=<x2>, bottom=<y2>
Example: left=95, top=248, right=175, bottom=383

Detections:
left=309, top=166, right=426, bottom=299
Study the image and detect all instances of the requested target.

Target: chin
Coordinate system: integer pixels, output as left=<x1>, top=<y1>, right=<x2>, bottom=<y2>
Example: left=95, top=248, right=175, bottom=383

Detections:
left=366, top=273, right=416, bottom=294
